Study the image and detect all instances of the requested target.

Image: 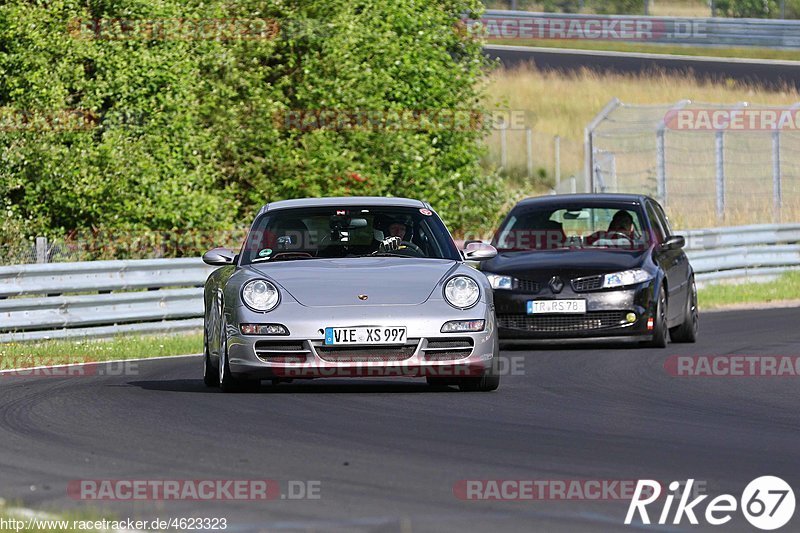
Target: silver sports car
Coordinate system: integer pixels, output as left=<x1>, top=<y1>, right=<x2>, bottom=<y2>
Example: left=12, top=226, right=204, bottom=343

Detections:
left=201, top=197, right=500, bottom=392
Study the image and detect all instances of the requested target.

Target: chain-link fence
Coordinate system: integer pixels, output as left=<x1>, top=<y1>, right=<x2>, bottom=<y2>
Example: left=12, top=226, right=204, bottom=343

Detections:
left=587, top=100, right=800, bottom=228
left=484, top=125, right=585, bottom=195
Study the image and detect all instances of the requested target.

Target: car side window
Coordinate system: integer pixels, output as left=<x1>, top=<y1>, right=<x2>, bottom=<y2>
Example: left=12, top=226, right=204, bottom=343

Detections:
left=653, top=202, right=673, bottom=237
left=645, top=202, right=665, bottom=244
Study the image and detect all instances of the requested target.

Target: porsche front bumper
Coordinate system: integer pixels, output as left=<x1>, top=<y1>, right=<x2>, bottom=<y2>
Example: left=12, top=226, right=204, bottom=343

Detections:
left=224, top=299, right=498, bottom=380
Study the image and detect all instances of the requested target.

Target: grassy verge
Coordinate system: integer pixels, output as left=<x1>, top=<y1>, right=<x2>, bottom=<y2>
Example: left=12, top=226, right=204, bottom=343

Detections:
left=484, top=67, right=800, bottom=227
left=0, top=501, right=111, bottom=532
left=487, top=39, right=800, bottom=62
left=698, top=271, right=800, bottom=310
left=0, top=332, right=202, bottom=370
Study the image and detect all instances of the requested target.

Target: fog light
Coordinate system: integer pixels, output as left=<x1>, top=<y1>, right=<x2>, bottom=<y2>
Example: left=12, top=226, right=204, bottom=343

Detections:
left=240, top=324, right=289, bottom=335
left=441, top=320, right=486, bottom=333
left=646, top=318, right=654, bottom=330
left=626, top=312, right=637, bottom=323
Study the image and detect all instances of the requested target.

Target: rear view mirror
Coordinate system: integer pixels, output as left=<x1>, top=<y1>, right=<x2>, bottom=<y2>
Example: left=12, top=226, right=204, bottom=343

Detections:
left=202, top=247, right=235, bottom=266
left=662, top=235, right=685, bottom=250
left=463, top=242, right=497, bottom=261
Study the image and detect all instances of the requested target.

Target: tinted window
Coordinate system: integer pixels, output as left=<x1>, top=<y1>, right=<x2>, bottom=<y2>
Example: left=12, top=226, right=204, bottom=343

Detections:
left=240, top=206, right=460, bottom=264
left=645, top=202, right=666, bottom=243
left=652, top=201, right=673, bottom=236
left=493, top=204, right=648, bottom=251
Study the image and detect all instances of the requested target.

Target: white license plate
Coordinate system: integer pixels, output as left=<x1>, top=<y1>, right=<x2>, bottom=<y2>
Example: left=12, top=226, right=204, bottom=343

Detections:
left=324, top=326, right=407, bottom=345
left=527, top=300, right=587, bottom=314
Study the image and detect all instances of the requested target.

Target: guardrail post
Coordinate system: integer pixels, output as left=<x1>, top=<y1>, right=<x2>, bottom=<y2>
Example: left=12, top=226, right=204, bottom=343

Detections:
left=35, top=237, right=48, bottom=264
left=715, top=130, right=725, bottom=221
left=772, top=129, right=782, bottom=222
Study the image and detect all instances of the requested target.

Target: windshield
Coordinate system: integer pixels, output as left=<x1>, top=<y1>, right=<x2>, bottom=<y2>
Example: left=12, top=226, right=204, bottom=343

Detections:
left=240, top=205, right=461, bottom=264
left=493, top=204, right=649, bottom=252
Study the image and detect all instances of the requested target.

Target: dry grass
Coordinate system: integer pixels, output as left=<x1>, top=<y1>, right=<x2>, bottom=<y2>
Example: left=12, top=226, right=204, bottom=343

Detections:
left=650, top=0, right=710, bottom=17
left=484, top=67, right=800, bottom=227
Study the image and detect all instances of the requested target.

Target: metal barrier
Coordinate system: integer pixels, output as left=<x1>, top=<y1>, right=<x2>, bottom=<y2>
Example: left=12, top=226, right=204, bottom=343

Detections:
left=0, top=259, right=216, bottom=342
left=684, top=224, right=800, bottom=285
left=0, top=225, right=798, bottom=341
left=476, top=10, right=800, bottom=49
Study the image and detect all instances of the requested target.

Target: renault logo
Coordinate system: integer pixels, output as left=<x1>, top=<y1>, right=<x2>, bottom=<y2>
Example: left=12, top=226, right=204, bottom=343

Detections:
left=358, top=294, right=369, bottom=301
left=549, top=276, right=564, bottom=293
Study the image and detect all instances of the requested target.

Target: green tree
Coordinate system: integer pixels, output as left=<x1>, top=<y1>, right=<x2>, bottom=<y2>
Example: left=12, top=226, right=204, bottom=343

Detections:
left=1, top=0, right=506, bottom=258
left=715, top=0, right=780, bottom=17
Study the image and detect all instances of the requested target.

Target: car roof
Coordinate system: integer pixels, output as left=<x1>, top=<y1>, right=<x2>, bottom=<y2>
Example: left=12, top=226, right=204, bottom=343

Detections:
left=260, top=196, right=428, bottom=214
left=512, top=193, right=651, bottom=209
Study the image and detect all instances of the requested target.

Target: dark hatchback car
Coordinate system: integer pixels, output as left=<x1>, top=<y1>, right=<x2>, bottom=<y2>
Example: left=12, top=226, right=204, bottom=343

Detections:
left=479, top=194, right=698, bottom=347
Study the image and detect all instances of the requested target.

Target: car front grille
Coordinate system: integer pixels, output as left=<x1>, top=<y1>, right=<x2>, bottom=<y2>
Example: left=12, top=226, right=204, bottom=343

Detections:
left=255, top=341, right=310, bottom=363
left=421, top=338, right=474, bottom=361
left=315, top=343, right=418, bottom=363
left=497, top=312, right=628, bottom=332
left=571, top=275, right=604, bottom=292
left=516, top=279, right=540, bottom=293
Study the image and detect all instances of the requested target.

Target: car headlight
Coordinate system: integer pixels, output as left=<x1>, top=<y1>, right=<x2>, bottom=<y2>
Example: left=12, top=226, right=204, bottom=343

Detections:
left=602, top=269, right=653, bottom=289
left=242, top=279, right=280, bottom=312
left=484, top=273, right=515, bottom=290
left=444, top=276, right=481, bottom=309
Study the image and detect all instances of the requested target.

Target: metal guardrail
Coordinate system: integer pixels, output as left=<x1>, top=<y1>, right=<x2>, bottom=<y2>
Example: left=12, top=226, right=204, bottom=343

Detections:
left=478, top=10, right=800, bottom=49
left=683, top=224, right=800, bottom=286
left=0, top=224, right=798, bottom=342
left=0, top=259, right=215, bottom=342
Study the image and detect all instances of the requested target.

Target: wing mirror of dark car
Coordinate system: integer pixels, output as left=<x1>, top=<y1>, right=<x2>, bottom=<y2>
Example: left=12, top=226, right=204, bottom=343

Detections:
left=463, top=241, right=498, bottom=261
left=661, top=235, right=686, bottom=250
left=202, top=247, right=236, bottom=266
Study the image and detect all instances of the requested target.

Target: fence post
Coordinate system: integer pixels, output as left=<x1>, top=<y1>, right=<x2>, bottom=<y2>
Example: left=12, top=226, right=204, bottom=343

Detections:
left=715, top=130, right=725, bottom=221
left=656, top=128, right=667, bottom=205
left=526, top=127, right=533, bottom=178
left=554, top=135, right=561, bottom=186
left=772, top=129, right=782, bottom=222
left=584, top=98, right=621, bottom=194
left=500, top=127, right=508, bottom=171
left=655, top=100, right=690, bottom=206
left=36, top=237, right=48, bottom=264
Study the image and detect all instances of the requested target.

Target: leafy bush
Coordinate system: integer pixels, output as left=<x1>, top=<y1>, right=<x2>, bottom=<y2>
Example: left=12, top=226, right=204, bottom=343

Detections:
left=0, top=0, right=507, bottom=259
left=714, top=0, right=780, bottom=17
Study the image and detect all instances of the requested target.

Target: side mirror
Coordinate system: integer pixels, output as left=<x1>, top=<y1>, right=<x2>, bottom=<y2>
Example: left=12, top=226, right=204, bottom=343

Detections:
left=202, top=247, right=236, bottom=266
left=463, top=242, right=497, bottom=261
left=662, top=235, right=685, bottom=250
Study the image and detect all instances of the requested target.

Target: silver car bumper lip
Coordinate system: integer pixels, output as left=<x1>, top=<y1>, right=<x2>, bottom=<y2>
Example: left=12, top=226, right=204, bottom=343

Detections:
left=227, top=334, right=496, bottom=379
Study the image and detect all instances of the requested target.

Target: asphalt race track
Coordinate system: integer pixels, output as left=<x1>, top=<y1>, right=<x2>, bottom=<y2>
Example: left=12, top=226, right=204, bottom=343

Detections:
left=1, top=307, right=799, bottom=532
left=484, top=44, right=800, bottom=90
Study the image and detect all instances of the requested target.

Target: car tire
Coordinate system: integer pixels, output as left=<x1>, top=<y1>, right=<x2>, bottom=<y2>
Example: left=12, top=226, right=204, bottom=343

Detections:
left=458, top=338, right=501, bottom=392
left=647, top=286, right=669, bottom=348
left=202, top=337, right=217, bottom=388
left=670, top=278, right=699, bottom=343
left=218, top=321, right=260, bottom=393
